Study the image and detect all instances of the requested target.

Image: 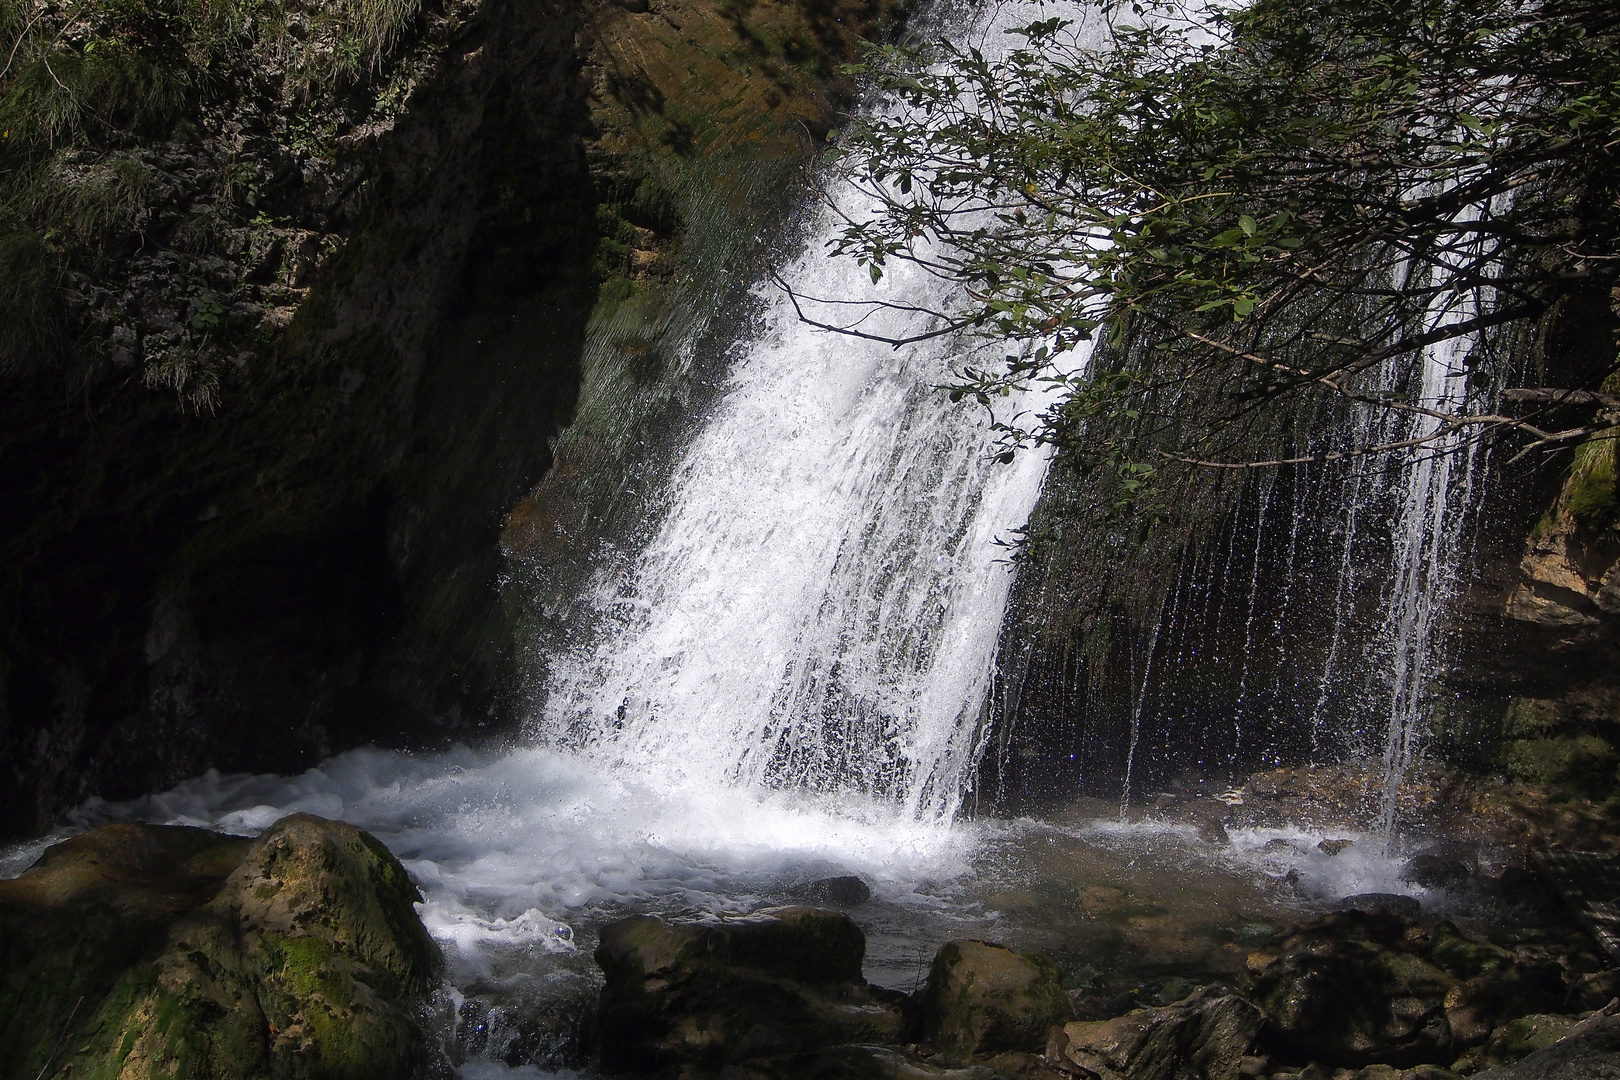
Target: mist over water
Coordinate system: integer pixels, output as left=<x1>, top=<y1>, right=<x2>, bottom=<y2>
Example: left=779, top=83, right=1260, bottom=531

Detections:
left=61, top=746, right=981, bottom=959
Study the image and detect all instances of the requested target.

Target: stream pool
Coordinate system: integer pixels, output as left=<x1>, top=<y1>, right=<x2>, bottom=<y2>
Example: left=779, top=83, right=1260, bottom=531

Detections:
left=4, top=743, right=1537, bottom=1077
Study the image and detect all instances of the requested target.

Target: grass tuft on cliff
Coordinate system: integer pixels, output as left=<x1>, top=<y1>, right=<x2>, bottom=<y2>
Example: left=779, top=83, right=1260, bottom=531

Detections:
left=0, top=0, right=431, bottom=397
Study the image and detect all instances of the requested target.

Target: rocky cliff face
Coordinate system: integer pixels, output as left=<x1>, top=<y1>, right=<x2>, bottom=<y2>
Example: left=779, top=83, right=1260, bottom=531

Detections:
left=983, top=282, right=1620, bottom=817
left=0, top=0, right=890, bottom=838
left=1487, top=377, right=1620, bottom=807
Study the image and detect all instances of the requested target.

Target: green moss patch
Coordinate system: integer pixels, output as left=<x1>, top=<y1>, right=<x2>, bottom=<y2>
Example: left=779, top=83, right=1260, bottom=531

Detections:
left=1, top=816, right=439, bottom=1080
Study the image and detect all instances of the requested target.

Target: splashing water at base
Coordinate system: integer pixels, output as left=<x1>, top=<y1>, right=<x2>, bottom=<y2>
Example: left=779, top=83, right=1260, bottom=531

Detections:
left=3, top=747, right=1482, bottom=1076
left=55, top=746, right=979, bottom=959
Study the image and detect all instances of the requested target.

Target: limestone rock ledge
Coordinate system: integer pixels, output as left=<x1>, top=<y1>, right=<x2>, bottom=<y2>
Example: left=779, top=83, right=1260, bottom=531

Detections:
left=0, top=814, right=441, bottom=1080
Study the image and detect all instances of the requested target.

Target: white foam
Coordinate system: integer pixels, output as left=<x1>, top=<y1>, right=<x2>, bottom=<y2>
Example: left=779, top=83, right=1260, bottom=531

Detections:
left=1074, top=818, right=1426, bottom=904
left=54, top=745, right=979, bottom=957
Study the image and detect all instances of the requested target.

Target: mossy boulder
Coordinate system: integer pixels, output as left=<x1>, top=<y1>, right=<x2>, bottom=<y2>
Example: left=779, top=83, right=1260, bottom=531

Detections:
left=0, top=814, right=440, bottom=1080
left=594, top=906, right=914, bottom=1074
left=1427, top=922, right=1565, bottom=1045
left=1471, top=1010, right=1620, bottom=1079
left=1454, top=1013, right=1588, bottom=1074
left=1501, top=734, right=1619, bottom=798
left=918, top=940, right=1073, bottom=1063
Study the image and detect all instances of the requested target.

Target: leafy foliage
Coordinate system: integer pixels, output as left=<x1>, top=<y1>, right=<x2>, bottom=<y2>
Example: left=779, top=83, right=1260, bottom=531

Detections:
left=824, top=0, right=1620, bottom=472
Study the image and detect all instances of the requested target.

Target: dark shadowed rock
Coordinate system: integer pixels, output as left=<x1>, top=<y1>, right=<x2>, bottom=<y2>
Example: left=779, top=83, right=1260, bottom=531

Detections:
left=1454, top=1013, right=1588, bottom=1073
left=1471, top=1010, right=1620, bottom=1079
left=1338, top=893, right=1424, bottom=918
left=724, top=1043, right=1014, bottom=1080
left=1248, top=910, right=1457, bottom=1067
left=1400, top=853, right=1472, bottom=891
left=0, top=824, right=252, bottom=1079
left=1046, top=986, right=1261, bottom=1080
left=1427, top=921, right=1566, bottom=1045
left=920, top=940, right=1073, bottom=1063
left=594, top=907, right=914, bottom=1072
left=790, top=876, right=874, bottom=907
left=0, top=815, right=440, bottom=1080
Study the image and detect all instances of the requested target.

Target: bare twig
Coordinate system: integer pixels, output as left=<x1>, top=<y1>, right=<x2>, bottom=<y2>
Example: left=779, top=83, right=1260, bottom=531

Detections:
left=770, top=270, right=973, bottom=348
left=1501, top=387, right=1620, bottom=411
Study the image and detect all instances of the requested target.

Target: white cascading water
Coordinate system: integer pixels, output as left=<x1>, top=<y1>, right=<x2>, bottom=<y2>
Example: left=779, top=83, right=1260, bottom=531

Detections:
left=0, top=12, right=1466, bottom=1073
left=536, top=238, right=1067, bottom=822
left=533, top=5, right=1101, bottom=823
left=1373, top=247, right=1491, bottom=837
left=0, top=0, right=1093, bottom=984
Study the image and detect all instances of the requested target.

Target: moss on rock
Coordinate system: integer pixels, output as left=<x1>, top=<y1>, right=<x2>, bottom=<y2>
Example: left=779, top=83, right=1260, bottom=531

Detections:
left=0, top=814, right=440, bottom=1080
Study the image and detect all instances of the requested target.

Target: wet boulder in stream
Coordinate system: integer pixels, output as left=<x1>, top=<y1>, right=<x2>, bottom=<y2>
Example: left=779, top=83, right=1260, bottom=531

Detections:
left=1045, top=986, right=1263, bottom=1080
left=918, top=940, right=1074, bottom=1062
left=594, top=906, right=915, bottom=1073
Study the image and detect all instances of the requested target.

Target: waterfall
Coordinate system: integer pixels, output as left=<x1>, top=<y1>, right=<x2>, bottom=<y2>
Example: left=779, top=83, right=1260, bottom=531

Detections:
left=990, top=210, right=1499, bottom=820
left=537, top=194, right=1074, bottom=825
left=532, top=6, right=1100, bottom=823
left=1371, top=255, right=1491, bottom=837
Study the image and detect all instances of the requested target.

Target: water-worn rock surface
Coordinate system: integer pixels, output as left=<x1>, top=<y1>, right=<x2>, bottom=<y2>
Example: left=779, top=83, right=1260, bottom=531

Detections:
left=920, top=940, right=1073, bottom=1063
left=1470, top=1009, right=1620, bottom=1079
left=1045, top=987, right=1262, bottom=1080
left=0, top=814, right=440, bottom=1080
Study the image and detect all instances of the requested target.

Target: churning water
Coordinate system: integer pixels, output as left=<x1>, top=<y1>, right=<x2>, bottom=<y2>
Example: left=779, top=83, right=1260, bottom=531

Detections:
left=534, top=207, right=1064, bottom=823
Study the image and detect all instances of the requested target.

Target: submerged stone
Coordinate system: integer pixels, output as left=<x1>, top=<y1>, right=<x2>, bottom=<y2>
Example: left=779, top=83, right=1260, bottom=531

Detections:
left=919, top=940, right=1073, bottom=1063
left=1400, top=853, right=1473, bottom=891
left=790, top=876, right=874, bottom=907
left=0, top=814, right=441, bottom=1080
left=1337, top=894, right=1424, bottom=919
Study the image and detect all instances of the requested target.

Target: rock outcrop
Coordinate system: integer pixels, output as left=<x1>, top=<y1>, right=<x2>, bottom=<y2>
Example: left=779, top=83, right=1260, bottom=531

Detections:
left=0, top=814, right=441, bottom=1080
left=1471, top=1009, right=1620, bottom=1079
left=0, top=0, right=896, bottom=840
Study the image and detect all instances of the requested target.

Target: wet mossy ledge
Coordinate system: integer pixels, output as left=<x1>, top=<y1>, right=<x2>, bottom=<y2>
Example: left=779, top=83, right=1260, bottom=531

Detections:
left=0, top=814, right=441, bottom=1080
left=0, top=0, right=897, bottom=839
